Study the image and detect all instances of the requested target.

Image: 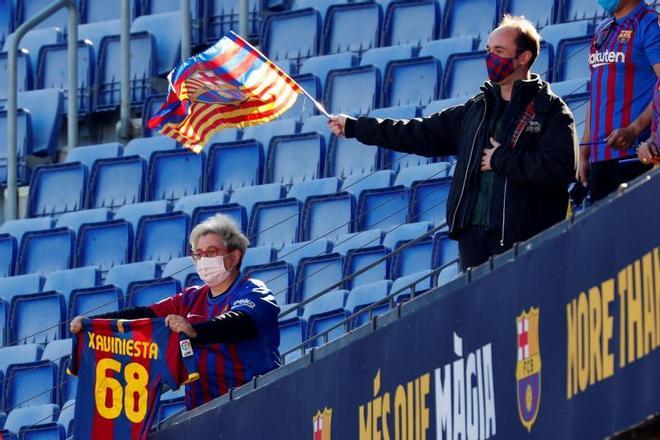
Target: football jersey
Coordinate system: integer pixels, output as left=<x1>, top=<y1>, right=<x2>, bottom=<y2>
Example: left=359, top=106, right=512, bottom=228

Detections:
left=68, top=318, right=199, bottom=440
left=149, top=275, right=281, bottom=410
left=588, top=2, right=660, bottom=162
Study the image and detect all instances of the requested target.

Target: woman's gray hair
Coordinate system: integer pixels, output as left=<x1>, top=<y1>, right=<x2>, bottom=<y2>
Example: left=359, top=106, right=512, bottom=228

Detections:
left=189, top=214, right=250, bottom=259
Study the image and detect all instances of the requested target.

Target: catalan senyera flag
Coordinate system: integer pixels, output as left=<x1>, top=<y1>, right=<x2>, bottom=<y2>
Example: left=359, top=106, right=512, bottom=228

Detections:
left=147, top=32, right=302, bottom=153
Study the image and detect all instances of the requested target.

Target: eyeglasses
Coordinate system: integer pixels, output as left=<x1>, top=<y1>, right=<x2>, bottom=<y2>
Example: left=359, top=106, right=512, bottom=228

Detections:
left=189, top=247, right=230, bottom=261
left=594, top=20, right=615, bottom=50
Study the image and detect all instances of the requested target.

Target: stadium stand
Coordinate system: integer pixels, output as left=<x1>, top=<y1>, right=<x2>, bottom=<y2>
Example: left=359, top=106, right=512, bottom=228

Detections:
left=0, top=273, right=44, bottom=303
left=9, top=291, right=65, bottom=344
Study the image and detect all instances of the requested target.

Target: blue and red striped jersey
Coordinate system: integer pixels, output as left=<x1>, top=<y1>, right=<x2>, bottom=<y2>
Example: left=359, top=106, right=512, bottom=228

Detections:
left=150, top=275, right=281, bottom=410
left=588, top=2, right=660, bottom=162
left=68, top=318, right=199, bottom=440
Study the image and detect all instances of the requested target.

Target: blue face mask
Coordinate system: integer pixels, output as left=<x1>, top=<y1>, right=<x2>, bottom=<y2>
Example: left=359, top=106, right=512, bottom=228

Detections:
left=598, top=0, right=621, bottom=13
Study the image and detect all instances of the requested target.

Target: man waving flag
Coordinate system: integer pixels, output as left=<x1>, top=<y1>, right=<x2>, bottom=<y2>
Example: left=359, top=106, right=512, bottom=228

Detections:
left=148, top=32, right=314, bottom=153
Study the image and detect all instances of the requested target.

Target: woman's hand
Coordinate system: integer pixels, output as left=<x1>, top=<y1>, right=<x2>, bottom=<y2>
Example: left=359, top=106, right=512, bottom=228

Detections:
left=165, top=314, right=197, bottom=338
left=70, top=315, right=85, bottom=334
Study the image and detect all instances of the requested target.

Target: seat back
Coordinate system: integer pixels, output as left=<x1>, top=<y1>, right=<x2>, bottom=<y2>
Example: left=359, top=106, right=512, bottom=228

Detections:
left=230, top=183, right=285, bottom=220
left=325, top=66, right=380, bottom=114
left=360, top=44, right=416, bottom=74
left=303, top=289, right=347, bottom=347
left=88, top=156, right=146, bottom=210
left=556, top=36, right=591, bottom=81
left=392, top=238, right=434, bottom=278
left=299, top=52, right=355, bottom=90
left=261, top=9, right=320, bottom=67
left=295, top=254, right=344, bottom=302
left=55, top=207, right=112, bottom=235
left=443, top=51, right=487, bottom=98
left=267, top=133, right=324, bottom=185
left=105, top=261, right=160, bottom=295
left=561, top=0, right=606, bottom=22
left=18, top=0, right=68, bottom=28
left=357, top=187, right=409, bottom=231
left=19, top=228, right=75, bottom=276
left=69, top=285, right=122, bottom=319
left=64, top=143, right=122, bottom=170
left=76, top=220, right=133, bottom=272
left=279, top=318, right=305, bottom=362
left=131, top=11, right=181, bottom=75
left=433, top=233, right=459, bottom=267
left=126, top=278, right=180, bottom=307
left=0, top=344, right=42, bottom=375
left=241, top=119, right=298, bottom=158
left=0, top=109, right=32, bottom=185
left=0, top=273, right=44, bottom=303
left=16, top=88, right=63, bottom=157
left=287, top=177, right=340, bottom=204
left=410, top=178, right=452, bottom=226
left=250, top=199, right=301, bottom=249
left=419, top=35, right=475, bottom=69
left=3, top=404, right=58, bottom=435
left=43, top=267, right=99, bottom=305
left=384, top=57, right=441, bottom=108
left=443, top=0, right=496, bottom=39
left=28, top=163, right=86, bottom=217
left=324, top=3, right=381, bottom=55
left=10, top=292, right=65, bottom=344
left=135, top=212, right=189, bottom=264
left=173, top=192, right=226, bottom=218
left=205, top=0, right=260, bottom=42
left=383, top=0, right=439, bottom=46
left=245, top=262, right=292, bottom=305
left=115, top=200, right=171, bottom=232
left=344, top=279, right=391, bottom=327
left=142, top=94, right=166, bottom=137
left=281, top=74, right=319, bottom=120
left=326, top=136, right=380, bottom=179
left=0, top=51, right=32, bottom=102
left=4, top=361, right=57, bottom=409
left=148, top=149, right=204, bottom=202
left=504, top=0, right=556, bottom=28
left=206, top=141, right=263, bottom=192
left=0, top=234, right=16, bottom=277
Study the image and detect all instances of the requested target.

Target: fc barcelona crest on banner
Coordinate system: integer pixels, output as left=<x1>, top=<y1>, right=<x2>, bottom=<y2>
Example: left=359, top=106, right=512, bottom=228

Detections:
left=313, top=407, right=332, bottom=440
left=516, top=308, right=541, bottom=432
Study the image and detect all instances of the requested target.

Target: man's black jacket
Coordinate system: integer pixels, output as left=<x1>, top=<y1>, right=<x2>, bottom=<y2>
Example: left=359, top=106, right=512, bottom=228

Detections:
left=344, top=74, right=578, bottom=247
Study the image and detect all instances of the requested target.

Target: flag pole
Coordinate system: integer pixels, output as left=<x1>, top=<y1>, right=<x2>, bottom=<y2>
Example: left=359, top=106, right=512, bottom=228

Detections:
left=229, top=31, right=332, bottom=119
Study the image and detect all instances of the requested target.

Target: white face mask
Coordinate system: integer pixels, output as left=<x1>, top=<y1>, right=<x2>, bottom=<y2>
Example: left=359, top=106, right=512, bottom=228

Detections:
left=195, top=255, right=231, bottom=287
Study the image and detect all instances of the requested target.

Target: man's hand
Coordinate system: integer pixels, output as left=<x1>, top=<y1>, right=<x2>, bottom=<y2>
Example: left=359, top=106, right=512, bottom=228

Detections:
left=70, top=315, right=85, bottom=334
left=480, top=137, right=500, bottom=171
left=165, top=314, right=197, bottom=338
left=328, top=114, right=348, bottom=137
left=606, top=125, right=638, bottom=150
left=578, top=146, right=591, bottom=187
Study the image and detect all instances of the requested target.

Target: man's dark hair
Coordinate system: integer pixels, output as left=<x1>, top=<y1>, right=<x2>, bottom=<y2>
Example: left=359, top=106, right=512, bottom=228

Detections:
left=499, top=14, right=541, bottom=69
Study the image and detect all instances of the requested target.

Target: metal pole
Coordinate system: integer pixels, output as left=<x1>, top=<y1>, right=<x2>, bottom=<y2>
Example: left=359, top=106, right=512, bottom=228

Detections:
left=181, top=0, right=191, bottom=60
left=239, top=0, right=249, bottom=38
left=118, top=0, right=131, bottom=140
left=6, top=0, right=78, bottom=220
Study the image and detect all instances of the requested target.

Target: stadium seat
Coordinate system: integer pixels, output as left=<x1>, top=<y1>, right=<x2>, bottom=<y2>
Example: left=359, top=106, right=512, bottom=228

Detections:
left=343, top=244, right=389, bottom=290
left=36, top=42, right=94, bottom=114
left=43, top=267, right=99, bottom=305
left=0, top=234, right=16, bottom=277
left=410, top=177, right=452, bottom=226
left=205, top=0, right=260, bottom=42
left=302, top=192, right=355, bottom=242
left=287, top=177, right=340, bottom=204
left=230, top=183, right=285, bottom=222
left=69, top=285, right=122, bottom=319
left=3, top=27, right=60, bottom=74
left=261, top=8, right=321, bottom=67
left=18, top=422, right=65, bottom=439
left=550, top=78, right=590, bottom=98
left=241, top=119, right=298, bottom=158
left=324, top=2, right=381, bottom=55
left=194, top=201, right=250, bottom=233
left=0, top=108, right=32, bottom=184
left=28, top=163, right=86, bottom=218
left=279, top=239, right=332, bottom=270
left=17, top=0, right=70, bottom=29
left=9, top=292, right=65, bottom=344
left=302, top=289, right=347, bottom=346
left=383, top=0, right=439, bottom=46
left=0, top=344, right=42, bottom=375
left=18, top=228, right=74, bottom=276
left=0, top=0, right=12, bottom=49
left=77, top=19, right=122, bottom=50
left=3, top=360, right=57, bottom=408
left=561, top=0, right=606, bottom=22
left=326, top=135, right=380, bottom=179
left=291, top=0, right=345, bottom=20
left=131, top=11, right=181, bottom=76
left=344, top=279, right=391, bottom=328
left=437, top=260, right=460, bottom=285
left=162, top=257, right=195, bottom=287
left=41, top=339, right=72, bottom=366
left=126, top=277, right=180, bottom=307
left=555, top=36, right=591, bottom=81
left=360, top=44, right=416, bottom=78
left=381, top=221, right=431, bottom=249
left=87, top=156, right=146, bottom=210
left=564, top=93, right=589, bottom=139
left=299, top=52, right=356, bottom=89
left=0, top=51, right=32, bottom=102
left=539, top=20, right=590, bottom=56
left=173, top=191, right=226, bottom=218
left=443, top=51, right=487, bottom=98
left=295, top=254, right=344, bottom=302
left=433, top=232, right=459, bottom=267
left=391, top=269, right=434, bottom=302
left=301, top=115, right=333, bottom=147
left=443, top=0, right=496, bottom=40
left=0, top=273, right=44, bottom=302
left=395, top=162, right=450, bottom=187
left=56, top=400, right=74, bottom=436
left=81, top=0, right=136, bottom=22
left=55, top=207, right=112, bottom=235
left=249, top=199, right=301, bottom=249
left=205, top=141, right=263, bottom=192
left=206, top=127, right=240, bottom=145
left=135, top=212, right=189, bottom=264
left=357, top=185, right=409, bottom=231
left=281, top=74, right=319, bottom=120
left=391, top=235, right=434, bottom=278
left=125, top=136, right=178, bottom=162
left=383, top=57, right=441, bottom=107
left=245, top=262, right=292, bottom=305
left=64, top=143, right=122, bottom=169
left=105, top=261, right=160, bottom=296
left=148, top=149, right=203, bottom=202
left=502, top=0, right=557, bottom=28
left=419, top=35, right=475, bottom=70
left=2, top=404, right=59, bottom=436
left=75, top=220, right=133, bottom=272
left=266, top=133, right=325, bottom=185
left=278, top=316, right=305, bottom=362
left=325, top=65, right=380, bottom=114
left=242, top=246, right=275, bottom=269
left=0, top=298, right=6, bottom=347
left=95, top=32, right=155, bottom=110
left=142, top=94, right=166, bottom=137
left=341, top=169, right=394, bottom=197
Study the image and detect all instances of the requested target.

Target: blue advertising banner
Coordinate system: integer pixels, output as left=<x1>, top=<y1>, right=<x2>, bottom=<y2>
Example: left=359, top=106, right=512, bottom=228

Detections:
left=152, top=173, right=660, bottom=440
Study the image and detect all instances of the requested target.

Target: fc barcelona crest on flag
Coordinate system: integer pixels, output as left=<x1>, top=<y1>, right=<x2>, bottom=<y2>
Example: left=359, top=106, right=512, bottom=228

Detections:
left=313, top=407, right=332, bottom=440
left=516, top=307, right=541, bottom=432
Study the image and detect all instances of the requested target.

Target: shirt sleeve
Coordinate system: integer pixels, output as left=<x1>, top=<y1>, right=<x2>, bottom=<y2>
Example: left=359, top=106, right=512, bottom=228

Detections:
left=640, top=13, right=660, bottom=65
left=228, top=279, right=280, bottom=335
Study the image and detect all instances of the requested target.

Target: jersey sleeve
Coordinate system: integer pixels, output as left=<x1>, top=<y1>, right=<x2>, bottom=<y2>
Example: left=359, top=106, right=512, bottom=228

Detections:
left=229, top=279, right=280, bottom=335
left=640, top=13, right=660, bottom=65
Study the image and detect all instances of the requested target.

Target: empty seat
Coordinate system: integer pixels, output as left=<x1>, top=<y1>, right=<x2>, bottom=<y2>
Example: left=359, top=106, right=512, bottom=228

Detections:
left=357, top=186, right=409, bottom=231
left=281, top=74, right=320, bottom=120
left=360, top=44, right=416, bottom=74
left=207, top=127, right=240, bottom=145
left=267, top=133, right=324, bottom=185
left=278, top=317, right=305, bottom=362
left=344, top=279, right=392, bottom=328
left=206, top=141, right=263, bottom=192
left=391, top=236, right=434, bottom=278
left=261, top=9, right=321, bottom=67
left=503, top=0, right=557, bottom=28
left=115, top=201, right=170, bottom=233
left=250, top=199, right=301, bottom=249
left=18, top=0, right=69, bottom=29
left=382, top=221, right=431, bottom=249
left=299, top=52, right=356, bottom=89
left=561, top=0, right=606, bottom=22
left=9, top=292, right=65, bottom=344
left=126, top=278, right=180, bottom=307
left=326, top=136, right=380, bottom=179
left=344, top=244, right=389, bottom=289
left=230, top=183, right=285, bottom=222
left=443, top=0, right=496, bottom=40
left=0, top=0, right=11, bottom=48
left=105, top=261, right=160, bottom=295
left=302, top=289, right=347, bottom=346
left=126, top=136, right=178, bottom=162
left=443, top=51, right=487, bottom=98
left=241, top=119, right=297, bottom=157
left=205, top=0, right=260, bottom=42
left=0, top=344, right=42, bottom=375
left=69, top=285, right=122, bottom=318
left=341, top=169, right=394, bottom=197
left=242, top=246, right=275, bottom=269
left=325, top=66, right=380, bottom=114
left=550, top=78, right=589, bottom=98
left=539, top=20, right=590, bottom=55
left=18, top=228, right=74, bottom=275
left=131, top=11, right=181, bottom=76
left=95, top=32, right=155, bottom=110
left=88, top=156, right=146, bottom=210
left=55, top=207, right=112, bottom=235
left=75, top=220, right=132, bottom=272
left=433, top=232, right=459, bottom=267
left=82, top=0, right=137, bottom=22
left=295, top=254, right=344, bottom=302
left=57, top=400, right=75, bottom=437
left=383, top=0, right=439, bottom=46
left=245, top=261, right=292, bottom=305
left=391, top=269, right=434, bottom=302
left=324, top=2, right=381, bottom=55
left=555, top=36, right=591, bottom=81
left=0, top=51, right=32, bottom=102
left=419, top=35, right=475, bottom=70
left=43, top=267, right=99, bottom=305
left=0, top=273, right=44, bottom=303
left=291, top=0, right=344, bottom=20
left=4, top=27, right=60, bottom=80
left=173, top=192, right=226, bottom=218
left=64, top=143, right=122, bottom=169
left=0, top=108, right=32, bottom=184
left=162, top=257, right=195, bottom=287
left=287, top=177, right=340, bottom=203
left=410, top=177, right=452, bottom=226
left=384, top=57, right=441, bottom=107
left=77, top=19, right=122, bottom=48
left=28, top=163, right=86, bottom=217
left=534, top=41, right=552, bottom=81
left=2, top=404, right=59, bottom=436
left=301, top=115, right=333, bottom=146
left=395, top=163, right=450, bottom=187
left=279, top=239, right=332, bottom=270
left=300, top=192, right=355, bottom=242
left=134, top=212, right=189, bottom=264
left=4, top=360, right=57, bottom=409
left=148, top=149, right=203, bottom=202
left=437, top=261, right=460, bottom=285
left=0, top=298, right=6, bottom=347
left=0, top=234, right=16, bottom=277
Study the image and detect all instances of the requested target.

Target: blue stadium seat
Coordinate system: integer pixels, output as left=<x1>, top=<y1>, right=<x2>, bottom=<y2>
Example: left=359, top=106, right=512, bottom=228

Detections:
left=423, top=97, right=466, bottom=116
left=326, top=135, right=380, bottom=179
left=0, top=51, right=32, bottom=102
left=125, top=136, right=178, bottom=162
left=299, top=52, right=356, bottom=89
left=357, top=185, right=409, bottom=231
left=249, top=199, right=301, bottom=249
left=0, top=108, right=32, bottom=184
left=325, top=65, right=380, bottom=114
left=291, top=0, right=345, bottom=21
left=341, top=169, right=394, bottom=197
left=0, top=0, right=12, bottom=49
left=410, top=176, right=452, bottom=226
left=287, top=177, right=340, bottom=203
left=261, top=9, right=321, bottom=67
left=18, top=228, right=74, bottom=276
left=77, top=19, right=121, bottom=49
left=56, top=400, right=74, bottom=437
left=301, top=115, right=333, bottom=147
left=43, top=267, right=99, bottom=305
left=87, top=156, right=146, bottom=210
left=95, top=32, right=155, bottom=110
left=419, top=35, right=475, bottom=70
left=195, top=202, right=249, bottom=233
left=343, top=244, right=389, bottom=289
left=539, top=20, right=590, bottom=55
left=245, top=262, right=292, bottom=305
left=561, top=0, right=606, bottom=22
left=391, top=269, right=434, bottom=302
left=162, top=257, right=195, bottom=287
left=9, top=292, right=65, bottom=344
left=3, top=27, right=60, bottom=72
left=381, top=221, right=430, bottom=249
left=391, top=236, right=434, bottom=278
left=302, top=193, right=355, bottom=242
left=173, top=191, right=226, bottom=218
left=0, top=298, right=6, bottom=347
left=437, top=260, right=460, bottom=285
left=241, top=119, right=297, bottom=158
left=279, top=239, right=332, bottom=270
left=64, top=143, right=122, bottom=170
left=433, top=232, right=459, bottom=267
left=205, top=141, right=263, bottom=192
left=41, top=339, right=72, bottom=367
left=69, top=285, right=122, bottom=319
left=443, top=0, right=496, bottom=40
left=0, top=273, right=44, bottom=303
left=230, top=183, right=285, bottom=222
left=17, top=0, right=71, bottom=29
left=205, top=0, right=260, bottom=42
left=20, top=422, right=66, bottom=439
left=302, top=289, right=347, bottom=346
left=28, top=163, right=86, bottom=217
left=75, top=220, right=132, bottom=272
left=105, top=261, right=160, bottom=295
left=2, top=405, right=59, bottom=436
left=344, top=280, right=391, bottom=328
left=564, top=93, right=589, bottom=139
left=0, top=344, right=42, bottom=375
left=443, top=51, right=487, bottom=98
left=502, top=0, right=557, bottom=28
left=324, top=2, right=381, bottom=55
left=383, top=0, right=439, bottom=46
left=359, top=44, right=416, bottom=74
left=142, top=94, right=166, bottom=137
left=295, top=254, right=344, bottom=302
left=555, top=36, right=591, bottom=81
left=55, top=207, right=112, bottom=235
left=550, top=78, right=589, bottom=98
left=278, top=317, right=305, bottom=362
left=3, top=360, right=57, bottom=408
left=0, top=234, right=16, bottom=277
left=281, top=74, right=319, bottom=120
left=383, top=57, right=441, bottom=107
left=126, top=277, right=180, bottom=307
left=395, top=162, right=450, bottom=186
left=36, top=42, right=94, bottom=114
left=207, top=127, right=240, bottom=145
left=242, top=246, right=275, bottom=269
left=131, top=11, right=181, bottom=76
left=135, top=212, right=189, bottom=264
left=81, top=0, right=137, bottom=22
left=148, top=149, right=203, bottom=202
left=266, top=133, right=325, bottom=185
